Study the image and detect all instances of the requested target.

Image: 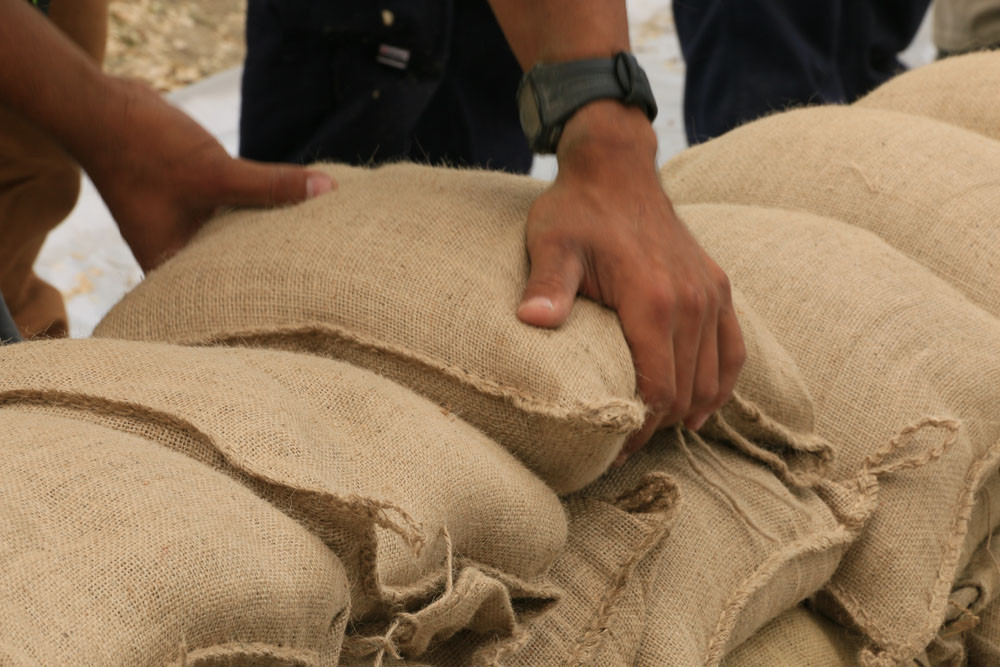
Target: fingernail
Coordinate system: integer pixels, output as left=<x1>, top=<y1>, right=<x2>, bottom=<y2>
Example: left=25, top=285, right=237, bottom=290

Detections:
left=519, top=296, right=554, bottom=313
left=306, top=174, right=334, bottom=199
left=691, top=414, right=709, bottom=431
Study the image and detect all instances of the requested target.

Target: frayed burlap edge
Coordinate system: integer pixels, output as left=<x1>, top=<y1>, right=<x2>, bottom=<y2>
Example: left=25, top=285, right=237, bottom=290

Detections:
left=817, top=417, right=1000, bottom=667
left=166, top=641, right=324, bottom=667
left=468, top=472, right=681, bottom=667
left=1, top=390, right=556, bottom=659
left=144, top=323, right=647, bottom=434
left=706, top=392, right=835, bottom=488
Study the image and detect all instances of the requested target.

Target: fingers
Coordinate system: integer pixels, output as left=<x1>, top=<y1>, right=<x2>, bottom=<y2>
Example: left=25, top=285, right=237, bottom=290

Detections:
left=615, top=266, right=744, bottom=465
left=684, top=300, right=719, bottom=431
left=220, top=159, right=335, bottom=209
left=616, top=291, right=678, bottom=459
left=714, top=302, right=747, bottom=410
left=517, top=237, right=585, bottom=329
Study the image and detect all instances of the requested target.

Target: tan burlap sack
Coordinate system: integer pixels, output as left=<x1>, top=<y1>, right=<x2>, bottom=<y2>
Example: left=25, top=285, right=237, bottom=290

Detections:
left=720, top=605, right=864, bottom=667
left=94, top=163, right=642, bottom=493
left=0, top=410, right=350, bottom=666
left=94, top=163, right=831, bottom=494
left=663, top=103, right=1000, bottom=321
left=0, top=338, right=568, bottom=659
left=675, top=203, right=1000, bottom=666
left=380, top=422, right=868, bottom=667
left=856, top=51, right=1000, bottom=142
left=969, top=596, right=1000, bottom=665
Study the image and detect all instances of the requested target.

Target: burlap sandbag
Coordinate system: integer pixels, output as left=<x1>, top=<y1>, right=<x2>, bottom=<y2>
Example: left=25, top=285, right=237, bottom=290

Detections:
left=969, top=596, right=1000, bottom=665
left=0, top=410, right=350, bottom=666
left=94, top=163, right=641, bottom=493
left=676, top=203, right=1000, bottom=666
left=720, top=605, right=864, bottom=667
left=857, top=51, right=1000, bottom=141
left=379, top=422, right=868, bottom=667
left=662, top=103, right=1000, bottom=321
left=0, top=338, right=567, bottom=658
left=94, top=163, right=830, bottom=494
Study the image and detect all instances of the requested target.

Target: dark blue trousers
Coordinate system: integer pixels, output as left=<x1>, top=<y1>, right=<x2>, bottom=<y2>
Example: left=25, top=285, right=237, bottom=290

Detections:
left=240, top=0, right=531, bottom=173
left=673, top=0, right=931, bottom=144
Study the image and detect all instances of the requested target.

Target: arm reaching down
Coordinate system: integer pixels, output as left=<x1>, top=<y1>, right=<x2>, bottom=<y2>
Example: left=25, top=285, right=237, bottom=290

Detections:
left=0, top=0, right=333, bottom=272
left=488, top=0, right=746, bottom=458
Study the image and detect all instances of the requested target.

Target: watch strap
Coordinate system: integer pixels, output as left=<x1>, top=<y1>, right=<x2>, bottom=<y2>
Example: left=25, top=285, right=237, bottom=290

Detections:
left=522, top=52, right=658, bottom=153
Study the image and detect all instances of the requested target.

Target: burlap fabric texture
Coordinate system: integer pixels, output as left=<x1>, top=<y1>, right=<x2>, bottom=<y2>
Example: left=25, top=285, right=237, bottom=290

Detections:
left=0, top=410, right=350, bottom=666
left=94, top=164, right=640, bottom=493
left=94, top=163, right=831, bottom=495
left=857, top=51, right=1000, bottom=142
left=350, top=422, right=868, bottom=667
left=664, top=200, right=1000, bottom=666
left=0, top=338, right=570, bottom=660
left=720, top=605, right=865, bottom=667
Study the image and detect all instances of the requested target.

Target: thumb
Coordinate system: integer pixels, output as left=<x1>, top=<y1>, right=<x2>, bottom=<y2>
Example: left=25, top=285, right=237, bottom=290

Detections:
left=517, top=240, right=584, bottom=328
left=221, top=158, right=335, bottom=208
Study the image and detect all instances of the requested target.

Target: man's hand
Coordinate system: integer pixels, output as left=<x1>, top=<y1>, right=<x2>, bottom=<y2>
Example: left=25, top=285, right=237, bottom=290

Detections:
left=517, top=101, right=746, bottom=459
left=83, top=78, right=334, bottom=272
left=0, top=0, right=334, bottom=274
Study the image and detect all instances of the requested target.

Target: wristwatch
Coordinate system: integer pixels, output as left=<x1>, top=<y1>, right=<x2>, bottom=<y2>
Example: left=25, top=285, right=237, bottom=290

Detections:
left=517, top=51, right=658, bottom=154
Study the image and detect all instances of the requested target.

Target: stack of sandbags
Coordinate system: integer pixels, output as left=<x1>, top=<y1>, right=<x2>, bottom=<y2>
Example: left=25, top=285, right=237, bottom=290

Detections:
left=91, top=161, right=867, bottom=665
left=660, top=51, right=1000, bottom=665
left=11, top=50, right=1000, bottom=665
left=0, top=410, right=351, bottom=666
left=0, top=338, right=570, bottom=661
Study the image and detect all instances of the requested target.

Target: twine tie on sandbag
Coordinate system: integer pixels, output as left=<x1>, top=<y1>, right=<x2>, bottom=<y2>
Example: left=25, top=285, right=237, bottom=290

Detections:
left=677, top=427, right=782, bottom=545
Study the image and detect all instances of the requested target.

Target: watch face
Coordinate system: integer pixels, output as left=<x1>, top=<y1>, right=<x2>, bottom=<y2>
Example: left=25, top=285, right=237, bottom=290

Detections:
left=518, top=77, right=542, bottom=145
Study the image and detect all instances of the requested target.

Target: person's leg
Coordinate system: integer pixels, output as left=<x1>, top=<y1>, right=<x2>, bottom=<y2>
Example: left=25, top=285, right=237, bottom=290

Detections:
left=674, top=0, right=849, bottom=144
left=240, top=0, right=452, bottom=165
left=0, top=0, right=107, bottom=339
left=407, top=0, right=532, bottom=173
left=837, top=0, right=931, bottom=100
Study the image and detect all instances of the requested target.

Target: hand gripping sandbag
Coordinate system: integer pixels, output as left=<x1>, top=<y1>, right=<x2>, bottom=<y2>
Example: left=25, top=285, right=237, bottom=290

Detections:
left=95, top=163, right=642, bottom=493
left=0, top=411, right=350, bottom=667
left=0, top=338, right=567, bottom=659
left=662, top=103, right=1000, bottom=321
left=94, top=163, right=828, bottom=494
left=857, top=51, right=1000, bottom=142
left=679, top=203, right=1000, bottom=666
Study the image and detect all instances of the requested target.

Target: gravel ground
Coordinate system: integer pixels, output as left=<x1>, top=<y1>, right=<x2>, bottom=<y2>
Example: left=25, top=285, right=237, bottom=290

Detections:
left=105, top=0, right=246, bottom=91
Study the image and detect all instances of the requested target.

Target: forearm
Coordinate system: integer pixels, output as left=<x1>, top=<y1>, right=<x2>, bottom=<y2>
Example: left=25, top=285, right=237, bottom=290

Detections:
left=0, top=0, right=122, bottom=168
left=486, top=0, right=657, bottom=163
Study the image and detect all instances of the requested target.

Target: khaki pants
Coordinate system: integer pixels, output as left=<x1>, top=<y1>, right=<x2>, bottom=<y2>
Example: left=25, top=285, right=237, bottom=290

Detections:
left=935, top=0, right=1000, bottom=53
left=0, top=0, right=107, bottom=339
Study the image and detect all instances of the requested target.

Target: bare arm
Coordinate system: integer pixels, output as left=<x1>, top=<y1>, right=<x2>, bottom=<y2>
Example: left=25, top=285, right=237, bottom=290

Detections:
left=0, top=0, right=333, bottom=271
left=488, top=0, right=746, bottom=457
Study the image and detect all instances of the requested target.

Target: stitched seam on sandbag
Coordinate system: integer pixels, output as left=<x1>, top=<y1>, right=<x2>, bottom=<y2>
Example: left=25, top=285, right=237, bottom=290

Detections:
left=854, top=441, right=1000, bottom=667
left=468, top=475, right=679, bottom=666
left=559, top=475, right=680, bottom=667
left=0, top=389, right=427, bottom=554
left=166, top=641, right=319, bottom=667
left=0, top=390, right=425, bottom=618
left=711, top=393, right=833, bottom=487
left=703, top=524, right=857, bottom=667
left=181, top=323, right=646, bottom=432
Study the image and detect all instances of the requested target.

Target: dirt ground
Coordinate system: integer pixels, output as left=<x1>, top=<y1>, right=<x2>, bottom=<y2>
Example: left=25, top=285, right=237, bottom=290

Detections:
left=105, top=0, right=247, bottom=91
